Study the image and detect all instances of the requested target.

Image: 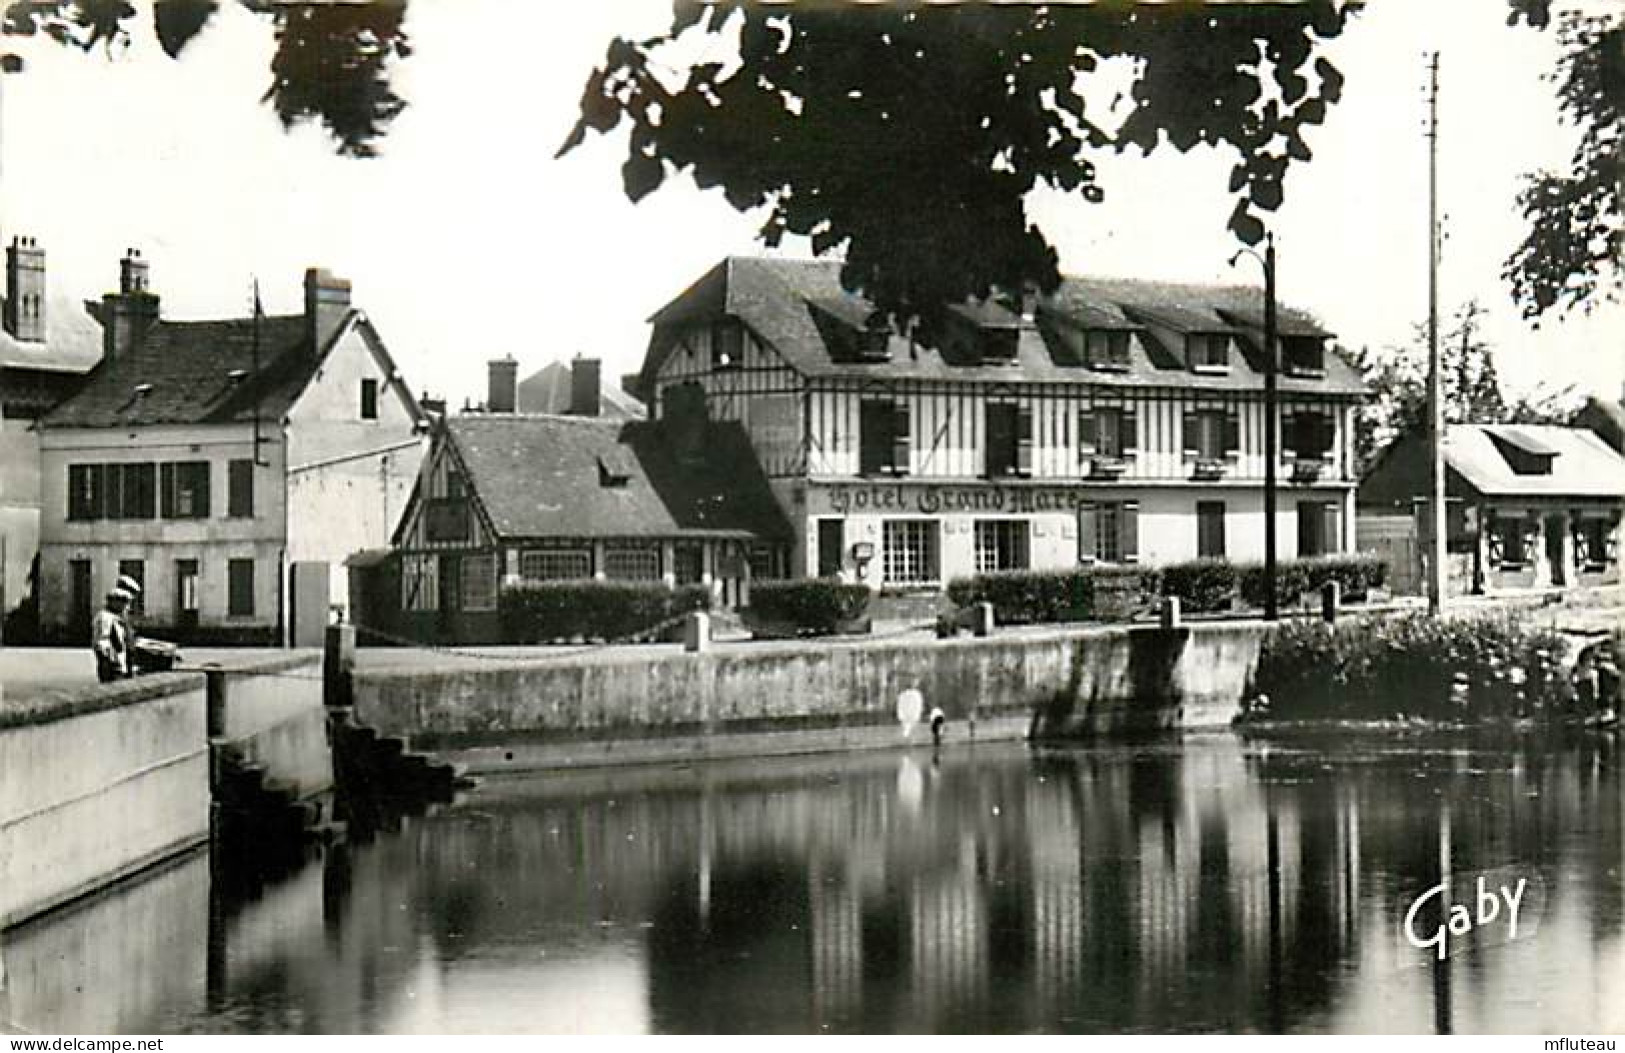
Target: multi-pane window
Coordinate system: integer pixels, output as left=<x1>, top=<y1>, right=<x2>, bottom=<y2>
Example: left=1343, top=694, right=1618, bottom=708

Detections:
left=360, top=378, right=379, bottom=420
left=117, top=559, right=145, bottom=616
left=882, top=520, right=939, bottom=586
left=748, top=545, right=786, bottom=581
left=984, top=403, right=1032, bottom=477
left=460, top=553, right=497, bottom=611
left=1574, top=516, right=1615, bottom=571
left=673, top=544, right=704, bottom=585
left=1080, top=406, right=1137, bottom=461
left=1183, top=409, right=1238, bottom=461
left=859, top=400, right=910, bottom=476
left=1488, top=514, right=1530, bottom=568
left=974, top=520, right=1030, bottom=573
left=1085, top=329, right=1132, bottom=370
left=1197, top=502, right=1227, bottom=559
left=400, top=554, right=438, bottom=611
left=519, top=548, right=592, bottom=581
left=1188, top=333, right=1230, bottom=369
left=1078, top=501, right=1139, bottom=564
left=604, top=545, right=662, bottom=581
left=160, top=462, right=210, bottom=519
left=1297, top=501, right=1340, bottom=558
left=68, top=463, right=157, bottom=520
left=1283, top=336, right=1326, bottom=374
left=817, top=520, right=845, bottom=577
left=228, top=459, right=255, bottom=518
left=227, top=559, right=255, bottom=617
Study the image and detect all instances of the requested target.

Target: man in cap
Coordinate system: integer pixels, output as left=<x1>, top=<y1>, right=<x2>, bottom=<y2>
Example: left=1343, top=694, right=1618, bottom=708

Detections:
left=92, top=586, right=133, bottom=683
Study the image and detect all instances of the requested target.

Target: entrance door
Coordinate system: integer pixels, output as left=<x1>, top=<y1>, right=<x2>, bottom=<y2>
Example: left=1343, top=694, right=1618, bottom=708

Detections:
left=1544, top=515, right=1567, bottom=586
left=174, top=560, right=200, bottom=640
left=817, top=520, right=844, bottom=578
left=68, top=559, right=93, bottom=642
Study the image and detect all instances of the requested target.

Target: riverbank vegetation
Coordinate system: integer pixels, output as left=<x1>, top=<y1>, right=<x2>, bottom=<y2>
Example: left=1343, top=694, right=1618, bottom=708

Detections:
left=1246, top=612, right=1578, bottom=724
left=500, top=581, right=710, bottom=643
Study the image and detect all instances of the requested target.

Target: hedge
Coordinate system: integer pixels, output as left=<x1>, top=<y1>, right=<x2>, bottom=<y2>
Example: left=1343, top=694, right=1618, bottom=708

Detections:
left=1248, top=612, right=1573, bottom=722
left=1158, top=558, right=1237, bottom=614
left=948, top=554, right=1389, bottom=626
left=945, top=565, right=1158, bottom=625
left=499, top=580, right=710, bottom=644
left=746, top=579, right=872, bottom=636
left=1237, top=554, right=1388, bottom=609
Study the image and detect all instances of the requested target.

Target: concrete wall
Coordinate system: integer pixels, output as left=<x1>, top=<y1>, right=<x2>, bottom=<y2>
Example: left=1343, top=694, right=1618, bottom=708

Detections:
left=352, top=622, right=1266, bottom=772
left=0, top=673, right=211, bottom=928
left=210, top=653, right=331, bottom=801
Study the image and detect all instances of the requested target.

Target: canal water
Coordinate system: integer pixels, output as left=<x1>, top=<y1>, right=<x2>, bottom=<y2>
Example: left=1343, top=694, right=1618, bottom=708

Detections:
left=2, top=731, right=1620, bottom=1034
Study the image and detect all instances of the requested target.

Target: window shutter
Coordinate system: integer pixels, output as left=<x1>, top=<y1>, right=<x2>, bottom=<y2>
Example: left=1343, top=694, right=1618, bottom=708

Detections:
left=1182, top=411, right=1198, bottom=457
left=1120, top=410, right=1138, bottom=456
left=1224, top=411, right=1241, bottom=455
left=160, top=463, right=175, bottom=518
left=1077, top=503, right=1098, bottom=564
left=194, top=464, right=211, bottom=519
left=1318, top=413, right=1335, bottom=459
left=1078, top=410, right=1097, bottom=459
left=1015, top=408, right=1033, bottom=475
left=890, top=403, right=912, bottom=475
left=1323, top=501, right=1342, bottom=555
left=1121, top=501, right=1140, bottom=563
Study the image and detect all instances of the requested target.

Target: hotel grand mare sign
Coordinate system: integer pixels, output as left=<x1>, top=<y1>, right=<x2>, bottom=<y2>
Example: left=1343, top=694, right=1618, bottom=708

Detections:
left=806, top=479, right=1098, bottom=516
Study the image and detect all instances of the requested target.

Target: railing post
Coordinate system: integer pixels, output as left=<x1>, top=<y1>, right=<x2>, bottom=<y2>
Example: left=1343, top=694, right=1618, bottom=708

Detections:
left=684, top=611, right=711, bottom=654
left=1160, top=596, right=1183, bottom=630
left=1321, top=580, right=1341, bottom=624
left=324, top=622, right=356, bottom=710
left=973, top=602, right=995, bottom=638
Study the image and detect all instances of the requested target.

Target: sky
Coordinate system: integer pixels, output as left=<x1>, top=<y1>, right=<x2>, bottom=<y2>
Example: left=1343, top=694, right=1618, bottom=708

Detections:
left=1, top=0, right=1619, bottom=411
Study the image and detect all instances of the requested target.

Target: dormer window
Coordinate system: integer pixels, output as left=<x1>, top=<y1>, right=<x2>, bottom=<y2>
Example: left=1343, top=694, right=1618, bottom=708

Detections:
left=982, top=328, right=1019, bottom=363
left=1283, top=336, right=1327, bottom=375
left=711, top=319, right=743, bottom=370
left=1487, top=428, right=1558, bottom=476
left=1085, top=330, right=1132, bottom=371
left=596, top=451, right=633, bottom=488
left=1187, top=333, right=1230, bottom=371
left=858, top=314, right=891, bottom=361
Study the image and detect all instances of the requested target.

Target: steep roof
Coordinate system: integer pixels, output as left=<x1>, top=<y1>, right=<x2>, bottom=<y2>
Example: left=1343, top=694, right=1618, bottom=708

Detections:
left=642, top=256, right=1367, bottom=396
left=515, top=361, right=646, bottom=419
left=0, top=289, right=103, bottom=375
left=441, top=414, right=790, bottom=542
left=40, top=314, right=316, bottom=428
left=1444, top=423, right=1625, bottom=499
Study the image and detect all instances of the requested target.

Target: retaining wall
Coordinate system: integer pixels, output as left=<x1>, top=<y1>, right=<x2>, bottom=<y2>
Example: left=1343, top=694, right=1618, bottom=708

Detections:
left=208, top=653, right=331, bottom=801
left=352, top=621, right=1267, bottom=773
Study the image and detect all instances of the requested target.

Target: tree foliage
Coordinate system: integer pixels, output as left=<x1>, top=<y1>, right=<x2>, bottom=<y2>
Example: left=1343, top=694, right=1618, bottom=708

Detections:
left=1503, top=6, right=1623, bottom=322
left=1350, top=299, right=1579, bottom=472
left=2, top=0, right=410, bottom=157
left=560, top=1, right=1361, bottom=327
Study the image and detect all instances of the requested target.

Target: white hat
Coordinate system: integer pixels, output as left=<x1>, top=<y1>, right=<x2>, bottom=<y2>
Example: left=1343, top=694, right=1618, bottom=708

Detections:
left=116, top=574, right=142, bottom=596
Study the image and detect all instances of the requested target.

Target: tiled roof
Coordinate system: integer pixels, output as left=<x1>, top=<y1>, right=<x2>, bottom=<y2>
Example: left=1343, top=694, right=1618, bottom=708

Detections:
left=643, top=256, right=1367, bottom=396
left=41, top=314, right=316, bottom=428
left=444, top=414, right=791, bottom=542
left=0, top=291, right=103, bottom=375
left=515, top=361, right=646, bottom=419
left=1446, top=424, right=1625, bottom=499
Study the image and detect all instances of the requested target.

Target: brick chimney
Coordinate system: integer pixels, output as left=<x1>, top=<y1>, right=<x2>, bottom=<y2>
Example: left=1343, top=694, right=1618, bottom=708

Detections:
left=487, top=356, right=517, bottom=413
left=304, top=267, right=351, bottom=352
left=569, top=357, right=602, bottom=417
left=4, top=236, right=45, bottom=343
left=100, top=248, right=160, bottom=362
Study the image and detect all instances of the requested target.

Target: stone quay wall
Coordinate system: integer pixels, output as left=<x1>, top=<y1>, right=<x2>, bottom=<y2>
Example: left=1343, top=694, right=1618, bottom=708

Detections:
left=352, top=621, right=1268, bottom=774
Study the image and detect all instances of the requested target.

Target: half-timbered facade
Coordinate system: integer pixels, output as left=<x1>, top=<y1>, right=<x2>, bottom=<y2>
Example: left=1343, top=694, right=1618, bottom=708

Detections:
left=387, top=402, right=790, bottom=643
left=638, top=257, right=1367, bottom=590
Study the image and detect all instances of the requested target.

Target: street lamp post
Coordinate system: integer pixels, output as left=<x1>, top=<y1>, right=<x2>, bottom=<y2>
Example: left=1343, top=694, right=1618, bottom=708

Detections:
left=1231, top=231, right=1280, bottom=621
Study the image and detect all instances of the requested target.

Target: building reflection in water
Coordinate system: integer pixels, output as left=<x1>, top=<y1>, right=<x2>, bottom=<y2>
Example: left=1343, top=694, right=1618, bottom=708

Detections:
left=0, top=733, right=1620, bottom=1033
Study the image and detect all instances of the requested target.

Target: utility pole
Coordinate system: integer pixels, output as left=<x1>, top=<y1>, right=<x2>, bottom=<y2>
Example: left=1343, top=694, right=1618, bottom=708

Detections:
left=1263, top=232, right=1279, bottom=621
left=1425, top=52, right=1447, bottom=615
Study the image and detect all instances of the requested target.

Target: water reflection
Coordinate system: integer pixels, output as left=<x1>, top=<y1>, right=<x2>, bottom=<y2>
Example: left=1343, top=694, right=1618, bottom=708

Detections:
left=1, top=733, right=1621, bottom=1034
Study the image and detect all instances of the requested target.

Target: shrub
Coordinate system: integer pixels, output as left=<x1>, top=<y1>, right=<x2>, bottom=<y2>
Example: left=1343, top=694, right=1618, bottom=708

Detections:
left=947, top=569, right=1093, bottom=625
left=1158, top=558, right=1237, bottom=613
left=1250, top=611, right=1573, bottom=723
left=747, top=579, right=872, bottom=636
left=1237, top=554, right=1389, bottom=610
left=500, top=580, right=710, bottom=644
